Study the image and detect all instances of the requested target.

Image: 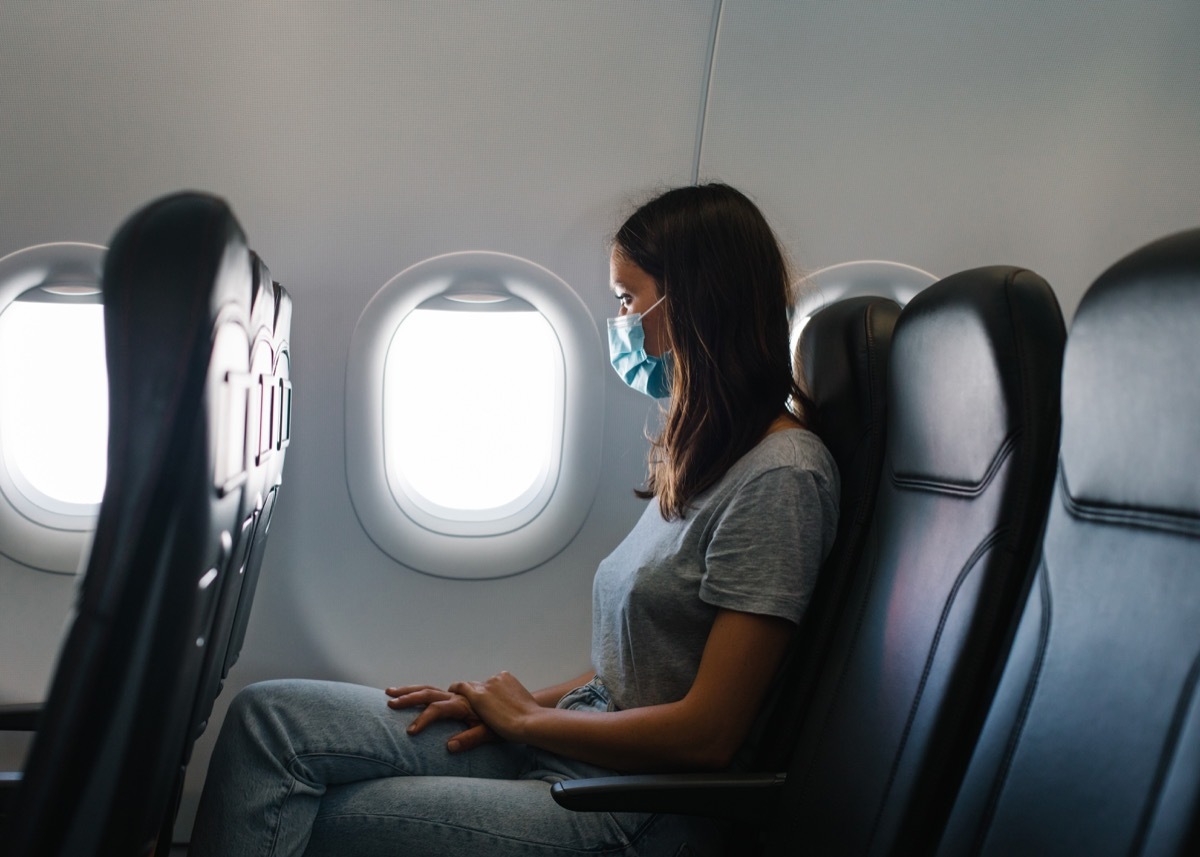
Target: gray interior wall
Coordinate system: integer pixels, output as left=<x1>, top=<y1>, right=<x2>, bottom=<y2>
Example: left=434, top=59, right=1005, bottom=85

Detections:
left=701, top=1, right=1200, bottom=319
left=0, top=0, right=1196, bottom=841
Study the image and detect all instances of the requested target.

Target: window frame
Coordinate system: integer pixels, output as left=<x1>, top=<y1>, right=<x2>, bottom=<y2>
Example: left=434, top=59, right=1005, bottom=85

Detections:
left=0, top=242, right=106, bottom=574
left=791, top=260, right=938, bottom=355
left=382, top=301, right=565, bottom=532
left=345, top=251, right=604, bottom=580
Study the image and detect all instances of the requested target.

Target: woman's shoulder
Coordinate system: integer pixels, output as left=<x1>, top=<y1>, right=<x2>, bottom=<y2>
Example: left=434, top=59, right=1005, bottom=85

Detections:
left=751, top=427, right=835, bottom=475
left=694, top=427, right=839, bottom=546
left=721, top=427, right=839, bottom=499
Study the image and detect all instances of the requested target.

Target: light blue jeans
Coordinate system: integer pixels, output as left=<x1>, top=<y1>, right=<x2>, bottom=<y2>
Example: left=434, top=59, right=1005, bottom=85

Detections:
left=189, top=679, right=727, bottom=856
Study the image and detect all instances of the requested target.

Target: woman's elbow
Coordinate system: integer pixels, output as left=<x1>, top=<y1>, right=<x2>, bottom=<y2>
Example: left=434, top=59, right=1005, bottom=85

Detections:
left=695, top=744, right=737, bottom=771
left=676, top=725, right=740, bottom=771
left=663, top=704, right=748, bottom=771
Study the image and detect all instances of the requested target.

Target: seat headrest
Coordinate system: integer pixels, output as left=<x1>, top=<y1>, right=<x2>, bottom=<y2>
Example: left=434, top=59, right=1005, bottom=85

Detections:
left=796, top=295, right=899, bottom=484
left=105, top=191, right=250, bottom=325
left=888, top=266, right=1064, bottom=493
left=1060, top=228, right=1200, bottom=529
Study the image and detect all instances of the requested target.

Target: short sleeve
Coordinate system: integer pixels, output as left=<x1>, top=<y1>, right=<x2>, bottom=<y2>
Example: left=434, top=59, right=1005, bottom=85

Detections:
left=699, top=465, right=837, bottom=625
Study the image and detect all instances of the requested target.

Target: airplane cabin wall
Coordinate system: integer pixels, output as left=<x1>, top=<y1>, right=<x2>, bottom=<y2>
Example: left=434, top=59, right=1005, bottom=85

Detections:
left=0, top=0, right=1197, bottom=841
left=699, top=2, right=1200, bottom=320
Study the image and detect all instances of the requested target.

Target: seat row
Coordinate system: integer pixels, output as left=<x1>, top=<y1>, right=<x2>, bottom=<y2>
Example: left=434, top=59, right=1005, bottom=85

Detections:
left=553, top=228, right=1200, bottom=857
left=0, top=192, right=293, bottom=857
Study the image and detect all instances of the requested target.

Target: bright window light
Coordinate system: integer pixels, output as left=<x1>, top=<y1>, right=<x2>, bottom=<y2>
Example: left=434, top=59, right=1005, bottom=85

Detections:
left=0, top=301, right=108, bottom=506
left=384, top=308, right=559, bottom=514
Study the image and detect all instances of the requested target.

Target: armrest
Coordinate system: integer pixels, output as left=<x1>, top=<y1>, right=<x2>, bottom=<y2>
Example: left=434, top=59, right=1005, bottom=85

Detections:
left=550, top=771, right=786, bottom=822
left=0, top=703, right=43, bottom=732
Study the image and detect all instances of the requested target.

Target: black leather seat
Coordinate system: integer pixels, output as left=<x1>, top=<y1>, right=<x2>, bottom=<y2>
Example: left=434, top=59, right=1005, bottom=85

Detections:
left=156, top=250, right=294, bottom=851
left=754, top=295, right=902, bottom=769
left=762, top=266, right=1065, bottom=857
left=223, top=261, right=293, bottom=681
left=935, top=228, right=1200, bottom=857
left=0, top=192, right=271, bottom=856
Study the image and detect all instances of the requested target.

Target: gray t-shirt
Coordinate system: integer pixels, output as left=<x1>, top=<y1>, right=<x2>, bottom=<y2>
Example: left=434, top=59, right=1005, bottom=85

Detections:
left=591, top=427, right=839, bottom=713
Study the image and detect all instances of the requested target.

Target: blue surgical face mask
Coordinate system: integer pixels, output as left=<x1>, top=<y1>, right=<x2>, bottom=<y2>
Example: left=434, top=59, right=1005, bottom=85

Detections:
left=607, top=296, right=672, bottom=399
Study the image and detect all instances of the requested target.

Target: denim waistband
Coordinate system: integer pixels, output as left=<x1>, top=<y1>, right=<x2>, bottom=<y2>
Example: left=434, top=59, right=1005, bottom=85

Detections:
left=554, top=675, right=616, bottom=712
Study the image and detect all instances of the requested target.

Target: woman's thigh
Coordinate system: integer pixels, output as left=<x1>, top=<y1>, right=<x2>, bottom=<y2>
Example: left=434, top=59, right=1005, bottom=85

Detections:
left=303, top=775, right=723, bottom=857
left=202, top=680, right=727, bottom=856
left=229, top=678, right=532, bottom=783
left=191, top=680, right=538, bottom=857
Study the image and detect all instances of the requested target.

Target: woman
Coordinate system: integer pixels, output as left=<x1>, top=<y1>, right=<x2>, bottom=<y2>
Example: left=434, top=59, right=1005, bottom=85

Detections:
left=190, top=183, right=839, bottom=856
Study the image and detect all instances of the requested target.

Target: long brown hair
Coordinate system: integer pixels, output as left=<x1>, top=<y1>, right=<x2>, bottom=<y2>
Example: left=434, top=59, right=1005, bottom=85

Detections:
left=614, top=183, right=813, bottom=519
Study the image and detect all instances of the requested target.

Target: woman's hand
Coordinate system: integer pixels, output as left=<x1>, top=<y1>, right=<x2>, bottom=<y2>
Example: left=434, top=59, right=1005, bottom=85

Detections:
left=448, top=671, right=541, bottom=744
left=384, top=684, right=498, bottom=752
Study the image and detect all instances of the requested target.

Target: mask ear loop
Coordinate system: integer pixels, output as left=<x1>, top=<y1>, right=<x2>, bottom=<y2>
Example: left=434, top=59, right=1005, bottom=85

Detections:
left=641, top=295, right=666, bottom=318
left=609, top=294, right=666, bottom=330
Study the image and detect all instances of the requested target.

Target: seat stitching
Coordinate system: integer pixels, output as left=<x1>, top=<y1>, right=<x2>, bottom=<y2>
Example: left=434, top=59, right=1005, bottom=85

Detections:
left=865, top=525, right=1006, bottom=851
left=891, top=434, right=1017, bottom=498
left=1061, top=470, right=1200, bottom=539
left=974, top=557, right=1053, bottom=853
left=1131, top=647, right=1200, bottom=855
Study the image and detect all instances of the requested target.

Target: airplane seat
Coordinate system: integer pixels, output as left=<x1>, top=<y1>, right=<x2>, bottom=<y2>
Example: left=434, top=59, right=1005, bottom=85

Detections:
left=155, top=251, right=293, bottom=852
left=223, top=275, right=293, bottom=679
left=183, top=251, right=281, bottom=746
left=552, top=266, right=1066, bottom=857
left=0, top=191, right=257, bottom=857
left=934, top=227, right=1200, bottom=857
left=761, top=265, right=1066, bottom=857
left=752, top=294, right=902, bottom=770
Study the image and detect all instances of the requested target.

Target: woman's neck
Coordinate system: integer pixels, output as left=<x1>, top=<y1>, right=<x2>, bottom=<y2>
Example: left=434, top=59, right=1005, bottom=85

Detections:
left=766, top=412, right=804, bottom=435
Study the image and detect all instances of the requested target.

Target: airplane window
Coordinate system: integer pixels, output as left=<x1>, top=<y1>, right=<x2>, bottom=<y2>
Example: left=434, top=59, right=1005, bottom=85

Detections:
left=790, top=259, right=937, bottom=355
left=0, top=299, right=107, bottom=507
left=0, top=242, right=106, bottom=574
left=384, top=304, right=561, bottom=518
left=346, top=251, right=604, bottom=580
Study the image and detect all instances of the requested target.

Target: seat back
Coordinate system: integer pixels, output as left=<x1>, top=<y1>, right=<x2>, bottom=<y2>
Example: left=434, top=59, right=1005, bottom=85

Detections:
left=936, top=229, right=1200, bottom=857
left=184, top=252, right=286, bottom=753
left=155, top=251, right=293, bottom=850
left=2, top=192, right=255, bottom=857
left=224, top=272, right=293, bottom=677
left=753, top=296, right=901, bottom=768
left=765, top=266, right=1066, bottom=856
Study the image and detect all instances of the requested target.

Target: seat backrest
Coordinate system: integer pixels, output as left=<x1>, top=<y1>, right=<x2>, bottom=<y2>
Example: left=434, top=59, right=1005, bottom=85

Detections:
left=152, top=260, right=292, bottom=855
left=935, top=229, right=1200, bottom=857
left=224, top=272, right=292, bottom=678
left=753, top=295, right=901, bottom=768
left=183, top=251, right=283, bottom=753
left=765, top=266, right=1066, bottom=856
left=2, top=192, right=255, bottom=857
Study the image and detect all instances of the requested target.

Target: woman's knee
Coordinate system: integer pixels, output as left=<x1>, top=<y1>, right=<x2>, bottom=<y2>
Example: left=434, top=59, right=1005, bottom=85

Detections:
left=223, top=680, right=406, bottom=757
left=221, top=679, right=332, bottom=753
left=227, top=679, right=302, bottom=726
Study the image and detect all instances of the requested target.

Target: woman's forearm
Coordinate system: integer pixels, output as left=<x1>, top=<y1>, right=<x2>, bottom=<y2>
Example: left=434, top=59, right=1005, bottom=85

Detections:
left=452, top=611, right=793, bottom=773
left=515, top=700, right=734, bottom=773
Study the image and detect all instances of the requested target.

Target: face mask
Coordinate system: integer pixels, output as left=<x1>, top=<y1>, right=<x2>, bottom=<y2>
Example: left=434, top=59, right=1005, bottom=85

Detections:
left=607, top=296, right=672, bottom=399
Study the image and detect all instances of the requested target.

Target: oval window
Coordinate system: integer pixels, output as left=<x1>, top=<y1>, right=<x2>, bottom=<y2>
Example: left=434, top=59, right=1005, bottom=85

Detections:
left=384, top=303, right=562, bottom=521
left=346, top=251, right=603, bottom=579
left=791, top=260, right=938, bottom=354
left=0, top=243, right=107, bottom=573
left=0, top=300, right=107, bottom=509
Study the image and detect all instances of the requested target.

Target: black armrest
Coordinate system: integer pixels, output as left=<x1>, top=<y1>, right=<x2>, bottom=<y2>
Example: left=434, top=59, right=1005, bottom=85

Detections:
left=0, top=703, right=43, bottom=732
left=550, top=772, right=786, bottom=822
left=0, top=704, right=38, bottom=801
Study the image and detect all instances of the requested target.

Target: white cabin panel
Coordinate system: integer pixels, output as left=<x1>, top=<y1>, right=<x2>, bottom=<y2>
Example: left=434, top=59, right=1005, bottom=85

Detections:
left=701, top=1, right=1200, bottom=319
